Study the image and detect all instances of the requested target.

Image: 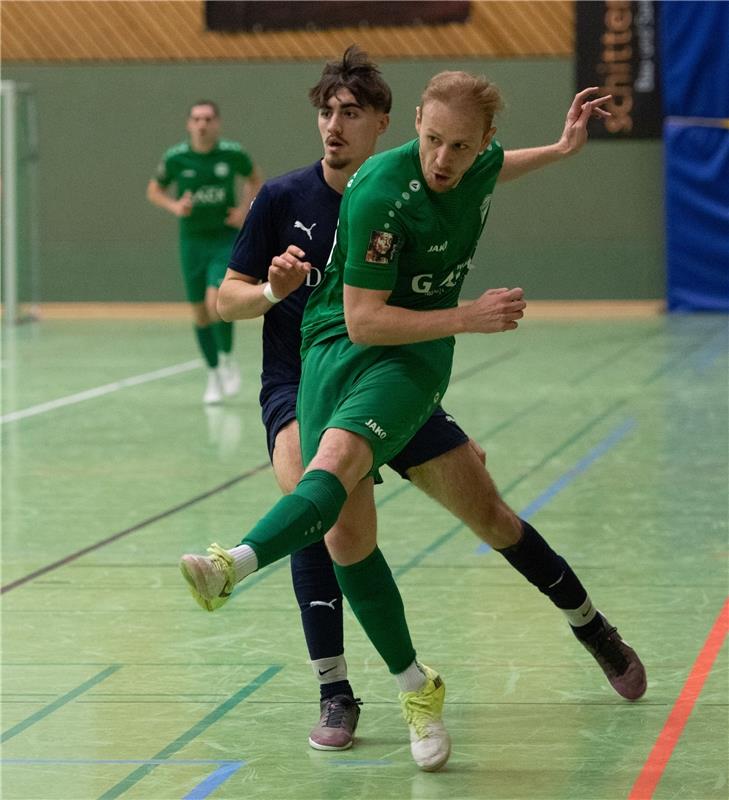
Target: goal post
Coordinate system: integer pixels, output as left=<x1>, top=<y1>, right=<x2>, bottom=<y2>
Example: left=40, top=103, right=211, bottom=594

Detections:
left=1, top=80, right=40, bottom=326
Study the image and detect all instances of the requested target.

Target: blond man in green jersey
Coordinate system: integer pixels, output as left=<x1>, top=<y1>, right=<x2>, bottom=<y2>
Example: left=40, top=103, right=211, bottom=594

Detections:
left=180, top=73, right=646, bottom=771
left=147, top=100, right=263, bottom=403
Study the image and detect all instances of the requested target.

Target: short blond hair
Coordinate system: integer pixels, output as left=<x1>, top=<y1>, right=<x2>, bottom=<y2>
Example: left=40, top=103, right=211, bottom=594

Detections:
left=421, top=71, right=504, bottom=130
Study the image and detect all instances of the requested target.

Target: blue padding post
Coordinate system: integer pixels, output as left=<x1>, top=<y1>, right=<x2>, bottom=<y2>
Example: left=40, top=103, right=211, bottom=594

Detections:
left=664, top=122, right=729, bottom=312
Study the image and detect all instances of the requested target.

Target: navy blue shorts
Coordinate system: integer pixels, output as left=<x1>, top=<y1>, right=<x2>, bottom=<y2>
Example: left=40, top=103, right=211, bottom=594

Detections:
left=261, top=384, right=299, bottom=461
left=261, top=386, right=469, bottom=478
left=387, top=405, right=469, bottom=479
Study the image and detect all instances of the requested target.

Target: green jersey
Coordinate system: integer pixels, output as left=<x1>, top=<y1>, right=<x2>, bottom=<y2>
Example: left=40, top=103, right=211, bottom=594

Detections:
left=300, top=137, right=504, bottom=355
left=155, top=139, right=254, bottom=235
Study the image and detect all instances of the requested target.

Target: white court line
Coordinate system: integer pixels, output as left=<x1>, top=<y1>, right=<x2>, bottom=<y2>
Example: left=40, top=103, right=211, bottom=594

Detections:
left=1, top=359, right=201, bottom=424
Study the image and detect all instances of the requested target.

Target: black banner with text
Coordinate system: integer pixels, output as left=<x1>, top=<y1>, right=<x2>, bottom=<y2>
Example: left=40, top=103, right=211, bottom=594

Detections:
left=575, top=1, right=662, bottom=138
left=205, top=1, right=471, bottom=32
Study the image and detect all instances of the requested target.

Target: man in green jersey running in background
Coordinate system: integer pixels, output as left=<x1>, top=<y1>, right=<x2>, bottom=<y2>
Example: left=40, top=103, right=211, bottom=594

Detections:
left=147, top=100, right=263, bottom=404
left=180, top=72, right=646, bottom=771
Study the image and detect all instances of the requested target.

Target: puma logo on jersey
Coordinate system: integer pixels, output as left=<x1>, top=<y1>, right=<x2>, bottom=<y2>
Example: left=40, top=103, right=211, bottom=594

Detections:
left=294, top=220, right=317, bottom=240
left=365, top=419, right=387, bottom=439
left=427, top=240, right=448, bottom=253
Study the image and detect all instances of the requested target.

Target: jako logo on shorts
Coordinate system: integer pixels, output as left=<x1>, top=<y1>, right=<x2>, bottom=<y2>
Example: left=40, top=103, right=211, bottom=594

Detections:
left=365, top=419, right=387, bottom=439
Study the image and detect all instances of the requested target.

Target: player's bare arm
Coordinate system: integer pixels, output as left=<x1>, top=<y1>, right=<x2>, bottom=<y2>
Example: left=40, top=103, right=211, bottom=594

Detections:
left=268, top=245, right=312, bottom=299
left=217, top=246, right=311, bottom=321
left=344, top=284, right=525, bottom=346
left=498, top=88, right=612, bottom=183
left=225, top=168, right=265, bottom=228
left=146, top=180, right=193, bottom=217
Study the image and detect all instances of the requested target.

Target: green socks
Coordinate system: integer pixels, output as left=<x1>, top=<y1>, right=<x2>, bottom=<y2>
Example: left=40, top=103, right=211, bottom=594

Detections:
left=214, top=320, right=233, bottom=354
left=194, top=325, right=218, bottom=368
left=194, top=322, right=232, bottom=367
left=334, top=547, right=416, bottom=675
left=242, top=470, right=347, bottom=569
left=241, top=470, right=417, bottom=677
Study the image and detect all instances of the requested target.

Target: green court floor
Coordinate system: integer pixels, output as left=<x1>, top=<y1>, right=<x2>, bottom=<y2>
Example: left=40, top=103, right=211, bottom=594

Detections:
left=2, top=313, right=727, bottom=800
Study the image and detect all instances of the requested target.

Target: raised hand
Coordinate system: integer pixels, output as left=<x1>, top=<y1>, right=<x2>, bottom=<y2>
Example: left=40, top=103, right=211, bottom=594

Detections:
left=268, top=245, right=312, bottom=300
left=558, top=87, right=612, bottom=155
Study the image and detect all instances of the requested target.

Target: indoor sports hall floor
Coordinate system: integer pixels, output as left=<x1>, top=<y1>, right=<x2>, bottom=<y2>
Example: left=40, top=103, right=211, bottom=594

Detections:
left=2, top=309, right=727, bottom=800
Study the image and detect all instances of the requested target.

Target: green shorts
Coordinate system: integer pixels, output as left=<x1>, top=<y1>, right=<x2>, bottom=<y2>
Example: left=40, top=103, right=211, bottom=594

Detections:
left=297, top=335, right=454, bottom=477
left=179, top=229, right=238, bottom=303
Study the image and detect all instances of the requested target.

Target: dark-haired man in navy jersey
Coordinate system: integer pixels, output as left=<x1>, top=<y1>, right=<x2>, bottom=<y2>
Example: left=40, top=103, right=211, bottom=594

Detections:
left=187, top=47, right=646, bottom=766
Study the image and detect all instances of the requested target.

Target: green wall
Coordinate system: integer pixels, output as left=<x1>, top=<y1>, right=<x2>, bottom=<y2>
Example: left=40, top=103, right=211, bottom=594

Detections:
left=4, top=59, right=664, bottom=301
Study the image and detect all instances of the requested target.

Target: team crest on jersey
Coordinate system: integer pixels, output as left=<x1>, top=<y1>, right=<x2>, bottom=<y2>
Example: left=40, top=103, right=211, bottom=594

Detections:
left=214, top=162, right=230, bottom=177
left=365, top=230, right=398, bottom=264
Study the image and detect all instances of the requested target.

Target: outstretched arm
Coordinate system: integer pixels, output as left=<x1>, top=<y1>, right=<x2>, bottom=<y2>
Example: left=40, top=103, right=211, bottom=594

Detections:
left=498, top=87, right=612, bottom=183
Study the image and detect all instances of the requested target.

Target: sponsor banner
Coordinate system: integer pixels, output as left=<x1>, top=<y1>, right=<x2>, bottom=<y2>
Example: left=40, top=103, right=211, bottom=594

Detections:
left=206, top=1, right=470, bottom=32
left=575, top=1, right=662, bottom=138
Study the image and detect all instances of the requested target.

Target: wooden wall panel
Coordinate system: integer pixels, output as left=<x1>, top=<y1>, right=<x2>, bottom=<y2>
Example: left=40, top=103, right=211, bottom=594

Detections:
left=2, top=1, right=573, bottom=62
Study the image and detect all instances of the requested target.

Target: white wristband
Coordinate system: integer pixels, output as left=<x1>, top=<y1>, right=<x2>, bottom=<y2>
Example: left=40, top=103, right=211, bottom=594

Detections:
left=262, top=282, right=282, bottom=304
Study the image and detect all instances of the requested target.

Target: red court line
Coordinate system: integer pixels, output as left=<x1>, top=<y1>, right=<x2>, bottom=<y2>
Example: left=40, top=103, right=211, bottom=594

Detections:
left=628, top=596, right=729, bottom=800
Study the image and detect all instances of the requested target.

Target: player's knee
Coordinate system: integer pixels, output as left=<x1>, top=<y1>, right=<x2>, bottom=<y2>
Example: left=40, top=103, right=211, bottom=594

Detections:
left=313, top=429, right=372, bottom=491
left=324, top=523, right=369, bottom=566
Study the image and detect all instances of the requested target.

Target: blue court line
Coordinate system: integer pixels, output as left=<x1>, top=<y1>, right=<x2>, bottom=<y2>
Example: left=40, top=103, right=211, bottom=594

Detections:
left=230, top=402, right=545, bottom=594
left=97, top=665, right=282, bottom=800
left=387, top=403, right=630, bottom=571
left=643, top=328, right=726, bottom=384
left=1, top=665, right=121, bottom=743
left=496, top=398, right=629, bottom=500
left=477, top=418, right=636, bottom=553
left=2, top=758, right=242, bottom=765
left=1, top=759, right=246, bottom=800
left=183, top=761, right=246, bottom=799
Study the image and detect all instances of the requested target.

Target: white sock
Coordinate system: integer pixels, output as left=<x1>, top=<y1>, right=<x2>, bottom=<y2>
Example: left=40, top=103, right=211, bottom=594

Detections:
left=311, top=654, right=348, bottom=684
left=395, top=660, right=427, bottom=693
left=228, top=544, right=258, bottom=581
left=563, top=596, right=598, bottom=628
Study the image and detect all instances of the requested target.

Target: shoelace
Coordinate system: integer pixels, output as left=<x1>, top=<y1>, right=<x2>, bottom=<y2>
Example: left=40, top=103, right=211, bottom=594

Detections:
left=206, top=543, right=235, bottom=592
left=402, top=690, right=438, bottom=738
left=593, top=626, right=629, bottom=675
left=322, top=696, right=362, bottom=728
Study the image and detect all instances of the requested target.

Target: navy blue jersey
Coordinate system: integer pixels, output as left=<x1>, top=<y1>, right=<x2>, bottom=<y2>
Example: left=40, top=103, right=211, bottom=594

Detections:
left=228, top=161, right=340, bottom=405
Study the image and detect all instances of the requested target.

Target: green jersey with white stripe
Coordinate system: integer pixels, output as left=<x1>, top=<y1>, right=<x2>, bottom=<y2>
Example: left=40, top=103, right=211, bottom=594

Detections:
left=300, top=137, right=504, bottom=356
left=155, top=139, right=253, bottom=235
